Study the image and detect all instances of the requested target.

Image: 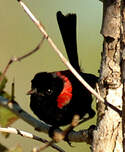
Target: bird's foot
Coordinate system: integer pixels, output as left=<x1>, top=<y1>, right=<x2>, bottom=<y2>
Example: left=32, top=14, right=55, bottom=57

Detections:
left=48, top=115, right=80, bottom=145
left=49, top=126, right=64, bottom=142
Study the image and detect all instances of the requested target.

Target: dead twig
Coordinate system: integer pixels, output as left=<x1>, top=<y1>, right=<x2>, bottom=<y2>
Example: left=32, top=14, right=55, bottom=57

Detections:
left=0, top=38, right=44, bottom=84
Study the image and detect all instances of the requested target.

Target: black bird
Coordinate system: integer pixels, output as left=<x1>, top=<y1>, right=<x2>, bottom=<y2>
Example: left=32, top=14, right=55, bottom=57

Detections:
left=28, top=11, right=98, bottom=139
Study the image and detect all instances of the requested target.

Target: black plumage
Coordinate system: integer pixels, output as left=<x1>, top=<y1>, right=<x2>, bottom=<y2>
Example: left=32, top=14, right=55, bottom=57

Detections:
left=28, top=11, right=98, bottom=138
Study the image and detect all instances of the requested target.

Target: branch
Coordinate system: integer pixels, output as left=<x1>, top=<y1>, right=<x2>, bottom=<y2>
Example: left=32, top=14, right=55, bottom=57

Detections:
left=0, top=127, right=65, bottom=152
left=38, top=115, right=96, bottom=151
left=0, top=38, right=44, bottom=84
left=16, top=0, right=104, bottom=103
left=0, top=96, right=94, bottom=143
left=33, top=126, right=95, bottom=152
left=0, top=96, right=49, bottom=133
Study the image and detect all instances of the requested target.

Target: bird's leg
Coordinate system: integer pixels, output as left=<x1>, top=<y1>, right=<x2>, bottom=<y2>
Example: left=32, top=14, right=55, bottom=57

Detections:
left=63, top=112, right=96, bottom=145
left=49, top=115, right=80, bottom=144
left=77, top=110, right=95, bottom=127
left=49, top=113, right=96, bottom=146
left=62, top=114, right=80, bottom=146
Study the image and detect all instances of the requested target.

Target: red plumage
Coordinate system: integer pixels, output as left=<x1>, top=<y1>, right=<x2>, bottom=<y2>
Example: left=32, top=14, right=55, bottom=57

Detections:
left=56, top=72, right=72, bottom=109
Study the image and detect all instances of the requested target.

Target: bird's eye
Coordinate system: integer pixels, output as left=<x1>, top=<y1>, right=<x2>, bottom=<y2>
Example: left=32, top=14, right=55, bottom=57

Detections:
left=46, top=89, right=53, bottom=95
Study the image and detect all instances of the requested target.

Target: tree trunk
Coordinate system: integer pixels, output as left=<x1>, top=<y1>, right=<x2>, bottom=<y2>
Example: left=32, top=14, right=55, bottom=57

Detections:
left=92, top=0, right=123, bottom=151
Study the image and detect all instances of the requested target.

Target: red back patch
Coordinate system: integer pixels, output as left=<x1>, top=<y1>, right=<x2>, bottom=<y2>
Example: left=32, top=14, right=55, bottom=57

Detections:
left=56, top=72, right=72, bottom=109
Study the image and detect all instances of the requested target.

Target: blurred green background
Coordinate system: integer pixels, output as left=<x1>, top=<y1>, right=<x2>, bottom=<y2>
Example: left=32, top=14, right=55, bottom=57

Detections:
left=0, top=0, right=102, bottom=151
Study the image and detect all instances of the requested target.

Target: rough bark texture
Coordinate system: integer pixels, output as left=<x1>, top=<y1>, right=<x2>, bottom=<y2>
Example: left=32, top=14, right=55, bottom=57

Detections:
left=121, top=1, right=125, bottom=150
left=92, top=0, right=123, bottom=151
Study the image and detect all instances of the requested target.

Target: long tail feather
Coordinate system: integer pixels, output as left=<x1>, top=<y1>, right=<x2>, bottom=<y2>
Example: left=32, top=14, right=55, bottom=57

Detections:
left=56, top=11, right=80, bottom=71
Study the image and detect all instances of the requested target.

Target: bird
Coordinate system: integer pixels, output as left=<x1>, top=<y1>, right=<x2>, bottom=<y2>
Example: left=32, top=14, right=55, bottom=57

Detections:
left=27, top=11, right=98, bottom=141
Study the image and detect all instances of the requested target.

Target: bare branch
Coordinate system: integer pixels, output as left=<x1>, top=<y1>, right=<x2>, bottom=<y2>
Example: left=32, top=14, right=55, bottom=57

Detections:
left=0, top=127, right=65, bottom=152
left=0, top=38, right=44, bottom=84
left=34, top=141, right=55, bottom=152
left=31, top=115, right=95, bottom=152
left=17, top=37, right=45, bottom=61
left=0, top=96, right=49, bottom=133
left=17, top=0, right=104, bottom=103
left=0, top=96, right=94, bottom=143
left=38, top=115, right=80, bottom=151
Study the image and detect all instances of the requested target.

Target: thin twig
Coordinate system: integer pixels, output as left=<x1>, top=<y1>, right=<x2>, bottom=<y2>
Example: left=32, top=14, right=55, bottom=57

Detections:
left=36, top=141, right=55, bottom=152
left=11, top=78, right=15, bottom=102
left=17, top=0, right=104, bottom=103
left=17, top=37, right=45, bottom=61
left=0, top=38, right=44, bottom=84
left=0, top=127, right=65, bottom=152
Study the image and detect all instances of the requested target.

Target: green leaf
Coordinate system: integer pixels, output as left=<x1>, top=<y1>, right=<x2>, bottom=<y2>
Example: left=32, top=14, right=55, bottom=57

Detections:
left=0, top=104, right=19, bottom=138
left=0, top=105, right=18, bottom=127
left=0, top=92, right=19, bottom=138
left=0, top=73, right=19, bottom=137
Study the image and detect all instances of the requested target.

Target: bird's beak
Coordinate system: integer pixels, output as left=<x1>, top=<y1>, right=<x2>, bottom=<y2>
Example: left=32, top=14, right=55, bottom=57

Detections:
left=27, top=88, right=37, bottom=95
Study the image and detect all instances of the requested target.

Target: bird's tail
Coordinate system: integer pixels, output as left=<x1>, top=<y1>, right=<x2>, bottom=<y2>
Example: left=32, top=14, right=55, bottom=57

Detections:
left=56, top=11, right=81, bottom=71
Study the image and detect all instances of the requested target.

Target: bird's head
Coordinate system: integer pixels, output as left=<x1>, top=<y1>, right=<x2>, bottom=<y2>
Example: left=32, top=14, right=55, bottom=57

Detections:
left=27, top=72, right=63, bottom=97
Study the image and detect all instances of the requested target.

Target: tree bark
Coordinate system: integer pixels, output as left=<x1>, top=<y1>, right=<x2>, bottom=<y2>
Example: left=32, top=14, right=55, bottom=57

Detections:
left=92, top=0, right=123, bottom=151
